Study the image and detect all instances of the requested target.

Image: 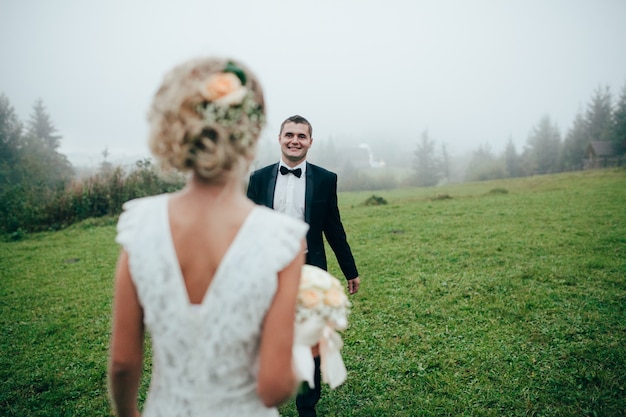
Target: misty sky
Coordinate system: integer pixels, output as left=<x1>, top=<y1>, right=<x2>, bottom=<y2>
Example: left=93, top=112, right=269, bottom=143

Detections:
left=2, top=0, right=626, bottom=166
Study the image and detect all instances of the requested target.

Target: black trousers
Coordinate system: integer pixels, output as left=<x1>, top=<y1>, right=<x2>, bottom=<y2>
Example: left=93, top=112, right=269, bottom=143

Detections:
left=296, top=355, right=321, bottom=417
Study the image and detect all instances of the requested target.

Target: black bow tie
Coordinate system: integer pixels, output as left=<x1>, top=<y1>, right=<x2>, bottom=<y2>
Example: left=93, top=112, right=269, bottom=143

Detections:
left=280, top=166, right=302, bottom=178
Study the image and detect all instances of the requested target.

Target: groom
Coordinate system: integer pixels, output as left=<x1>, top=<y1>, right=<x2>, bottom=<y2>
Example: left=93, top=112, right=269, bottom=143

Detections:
left=247, top=115, right=360, bottom=416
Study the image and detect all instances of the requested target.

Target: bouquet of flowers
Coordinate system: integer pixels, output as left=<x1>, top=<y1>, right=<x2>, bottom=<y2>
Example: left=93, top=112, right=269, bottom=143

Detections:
left=292, top=265, right=351, bottom=389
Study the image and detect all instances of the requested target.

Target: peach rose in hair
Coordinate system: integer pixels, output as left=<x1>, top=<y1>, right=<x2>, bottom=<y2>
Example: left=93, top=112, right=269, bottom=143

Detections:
left=201, top=72, right=247, bottom=106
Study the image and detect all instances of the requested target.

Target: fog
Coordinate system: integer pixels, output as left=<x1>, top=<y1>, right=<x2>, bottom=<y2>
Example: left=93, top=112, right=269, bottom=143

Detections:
left=2, top=0, right=625, bottom=167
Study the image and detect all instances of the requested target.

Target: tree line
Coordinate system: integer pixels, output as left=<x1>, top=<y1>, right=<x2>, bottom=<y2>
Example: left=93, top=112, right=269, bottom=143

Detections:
left=412, top=84, right=626, bottom=186
left=0, top=94, right=184, bottom=236
left=2, top=82, right=625, bottom=235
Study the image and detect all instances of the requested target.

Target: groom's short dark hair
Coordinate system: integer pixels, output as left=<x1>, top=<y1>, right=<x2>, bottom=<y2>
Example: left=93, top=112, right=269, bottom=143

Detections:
left=280, top=115, right=312, bottom=137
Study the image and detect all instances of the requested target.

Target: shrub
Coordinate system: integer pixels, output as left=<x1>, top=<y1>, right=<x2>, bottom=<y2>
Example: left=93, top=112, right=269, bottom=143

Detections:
left=362, top=195, right=388, bottom=206
left=431, top=193, right=452, bottom=200
left=487, top=187, right=509, bottom=195
left=0, top=159, right=185, bottom=235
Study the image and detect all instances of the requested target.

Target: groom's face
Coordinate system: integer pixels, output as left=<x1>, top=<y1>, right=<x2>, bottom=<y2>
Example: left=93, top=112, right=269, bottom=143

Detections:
left=279, top=122, right=313, bottom=166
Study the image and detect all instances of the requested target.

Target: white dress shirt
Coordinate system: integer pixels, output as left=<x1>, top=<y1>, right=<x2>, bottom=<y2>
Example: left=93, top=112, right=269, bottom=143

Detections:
left=273, top=161, right=306, bottom=221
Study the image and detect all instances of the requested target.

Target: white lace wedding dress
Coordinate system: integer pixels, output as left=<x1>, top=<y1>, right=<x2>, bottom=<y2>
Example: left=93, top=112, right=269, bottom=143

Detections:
left=116, top=194, right=308, bottom=417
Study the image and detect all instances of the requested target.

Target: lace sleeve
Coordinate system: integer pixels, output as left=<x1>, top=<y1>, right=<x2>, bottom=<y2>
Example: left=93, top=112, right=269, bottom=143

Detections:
left=115, top=199, right=139, bottom=249
left=115, top=194, right=168, bottom=250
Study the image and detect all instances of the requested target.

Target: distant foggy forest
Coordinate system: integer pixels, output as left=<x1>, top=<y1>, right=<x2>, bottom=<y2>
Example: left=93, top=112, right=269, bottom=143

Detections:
left=1, top=82, right=625, bottom=234
left=251, top=84, right=625, bottom=191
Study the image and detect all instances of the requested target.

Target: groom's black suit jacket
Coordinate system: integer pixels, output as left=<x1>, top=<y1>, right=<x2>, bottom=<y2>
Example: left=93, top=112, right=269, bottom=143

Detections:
left=247, top=162, right=358, bottom=280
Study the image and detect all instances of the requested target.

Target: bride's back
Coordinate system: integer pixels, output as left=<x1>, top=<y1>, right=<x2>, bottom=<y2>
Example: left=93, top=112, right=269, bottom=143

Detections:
left=167, top=182, right=255, bottom=305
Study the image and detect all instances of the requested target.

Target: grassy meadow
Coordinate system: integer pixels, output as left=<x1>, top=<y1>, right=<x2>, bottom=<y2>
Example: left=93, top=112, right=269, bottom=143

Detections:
left=1, top=168, right=625, bottom=416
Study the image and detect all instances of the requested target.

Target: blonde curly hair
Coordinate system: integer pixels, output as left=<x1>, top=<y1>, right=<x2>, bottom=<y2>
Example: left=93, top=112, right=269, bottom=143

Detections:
left=147, top=57, right=265, bottom=181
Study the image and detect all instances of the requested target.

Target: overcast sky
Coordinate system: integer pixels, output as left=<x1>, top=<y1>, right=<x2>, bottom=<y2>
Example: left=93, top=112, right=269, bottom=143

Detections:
left=2, top=0, right=625, bottom=166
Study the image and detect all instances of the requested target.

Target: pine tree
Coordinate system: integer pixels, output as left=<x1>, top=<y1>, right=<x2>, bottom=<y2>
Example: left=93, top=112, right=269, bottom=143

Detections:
left=561, top=110, right=588, bottom=170
left=412, top=130, right=439, bottom=187
left=465, top=143, right=504, bottom=181
left=0, top=95, right=29, bottom=232
left=27, top=99, right=62, bottom=150
left=21, top=99, right=73, bottom=187
left=524, top=115, right=562, bottom=175
left=439, top=143, right=450, bottom=183
left=585, top=85, right=613, bottom=143
left=611, top=83, right=626, bottom=154
left=504, top=137, right=521, bottom=178
left=0, top=94, right=24, bottom=176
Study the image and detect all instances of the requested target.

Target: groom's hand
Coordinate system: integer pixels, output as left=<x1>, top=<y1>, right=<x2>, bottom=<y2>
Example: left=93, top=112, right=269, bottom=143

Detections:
left=347, top=277, right=360, bottom=295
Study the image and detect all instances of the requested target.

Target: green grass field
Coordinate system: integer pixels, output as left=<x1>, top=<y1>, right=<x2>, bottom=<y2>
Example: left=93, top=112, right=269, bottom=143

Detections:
left=1, top=168, right=625, bottom=416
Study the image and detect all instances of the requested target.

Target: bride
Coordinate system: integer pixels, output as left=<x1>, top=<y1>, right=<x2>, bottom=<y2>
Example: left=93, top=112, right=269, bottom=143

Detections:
left=108, top=57, right=308, bottom=416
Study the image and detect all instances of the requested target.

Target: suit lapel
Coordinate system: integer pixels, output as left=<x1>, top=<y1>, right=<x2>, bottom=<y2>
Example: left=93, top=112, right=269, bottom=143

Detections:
left=266, top=163, right=279, bottom=208
left=304, top=162, right=313, bottom=224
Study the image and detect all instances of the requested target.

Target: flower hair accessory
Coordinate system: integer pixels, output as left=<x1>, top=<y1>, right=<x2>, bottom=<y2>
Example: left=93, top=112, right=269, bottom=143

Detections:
left=196, top=61, right=264, bottom=146
left=293, top=265, right=351, bottom=390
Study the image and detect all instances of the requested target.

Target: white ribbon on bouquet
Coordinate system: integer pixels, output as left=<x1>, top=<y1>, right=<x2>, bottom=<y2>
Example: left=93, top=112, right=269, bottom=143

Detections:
left=292, top=316, right=347, bottom=389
